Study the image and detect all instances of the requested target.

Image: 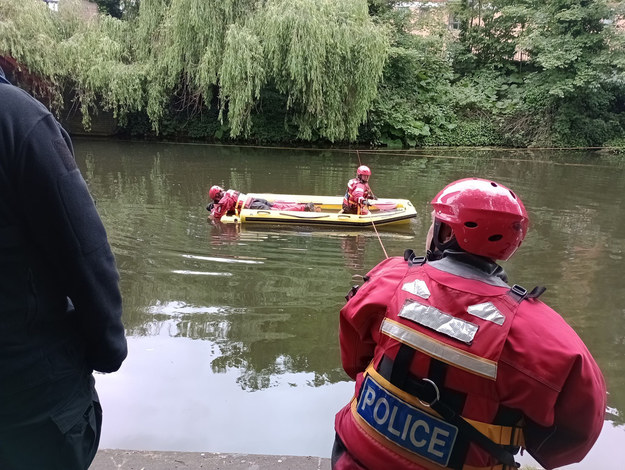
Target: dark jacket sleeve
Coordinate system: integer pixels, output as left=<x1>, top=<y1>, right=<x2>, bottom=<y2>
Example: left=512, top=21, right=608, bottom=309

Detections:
left=15, top=107, right=127, bottom=373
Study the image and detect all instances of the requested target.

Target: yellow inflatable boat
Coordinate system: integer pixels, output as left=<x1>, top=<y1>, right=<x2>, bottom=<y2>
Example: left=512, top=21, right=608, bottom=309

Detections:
left=218, top=193, right=417, bottom=227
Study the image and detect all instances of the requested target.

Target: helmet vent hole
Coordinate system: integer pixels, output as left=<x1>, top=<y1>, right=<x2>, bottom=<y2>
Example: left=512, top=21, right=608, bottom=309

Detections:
left=490, top=182, right=498, bottom=187
left=464, top=221, right=478, bottom=228
left=489, top=234, right=503, bottom=242
left=509, top=190, right=517, bottom=199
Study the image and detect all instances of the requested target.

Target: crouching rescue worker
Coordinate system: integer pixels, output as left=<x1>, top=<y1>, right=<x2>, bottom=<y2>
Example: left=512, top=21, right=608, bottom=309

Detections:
left=342, top=165, right=376, bottom=215
left=208, top=185, right=316, bottom=221
left=332, top=178, right=606, bottom=470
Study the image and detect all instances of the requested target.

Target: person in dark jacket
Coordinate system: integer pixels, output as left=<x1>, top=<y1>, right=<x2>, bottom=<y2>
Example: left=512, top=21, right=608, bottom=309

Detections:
left=0, top=66, right=128, bottom=470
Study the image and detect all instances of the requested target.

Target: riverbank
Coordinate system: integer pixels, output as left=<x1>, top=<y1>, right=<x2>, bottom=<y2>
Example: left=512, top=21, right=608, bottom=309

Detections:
left=91, top=450, right=331, bottom=469
left=90, top=450, right=549, bottom=470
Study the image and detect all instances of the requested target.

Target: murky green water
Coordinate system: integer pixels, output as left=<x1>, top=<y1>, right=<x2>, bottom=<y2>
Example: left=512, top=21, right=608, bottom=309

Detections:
left=75, top=139, right=625, bottom=468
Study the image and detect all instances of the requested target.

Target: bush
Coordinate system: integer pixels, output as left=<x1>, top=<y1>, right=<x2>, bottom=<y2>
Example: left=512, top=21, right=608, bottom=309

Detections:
left=423, top=115, right=505, bottom=147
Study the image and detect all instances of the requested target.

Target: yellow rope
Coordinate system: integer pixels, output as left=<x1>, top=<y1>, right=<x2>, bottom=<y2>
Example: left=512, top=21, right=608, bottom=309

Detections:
left=369, top=211, right=389, bottom=259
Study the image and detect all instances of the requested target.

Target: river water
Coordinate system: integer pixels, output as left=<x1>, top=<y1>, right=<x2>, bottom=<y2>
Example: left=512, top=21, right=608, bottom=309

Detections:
left=74, top=139, right=625, bottom=469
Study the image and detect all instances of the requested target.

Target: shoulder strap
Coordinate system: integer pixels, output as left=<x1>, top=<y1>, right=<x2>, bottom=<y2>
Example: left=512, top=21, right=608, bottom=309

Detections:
left=430, top=397, right=520, bottom=468
left=403, top=249, right=426, bottom=267
left=508, top=284, right=546, bottom=303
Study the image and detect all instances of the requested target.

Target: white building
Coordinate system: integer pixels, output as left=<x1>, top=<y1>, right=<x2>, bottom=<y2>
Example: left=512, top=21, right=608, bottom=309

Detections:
left=43, top=0, right=59, bottom=12
left=42, top=0, right=99, bottom=19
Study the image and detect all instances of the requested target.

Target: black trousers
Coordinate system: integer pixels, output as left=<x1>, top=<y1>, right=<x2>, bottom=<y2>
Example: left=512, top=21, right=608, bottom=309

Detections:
left=341, top=204, right=358, bottom=214
left=0, top=375, right=102, bottom=470
left=248, top=198, right=273, bottom=210
left=331, top=433, right=345, bottom=469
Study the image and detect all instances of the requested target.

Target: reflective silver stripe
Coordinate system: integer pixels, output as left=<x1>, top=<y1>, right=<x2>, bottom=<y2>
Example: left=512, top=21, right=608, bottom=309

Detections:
left=399, top=299, right=478, bottom=345
left=467, top=302, right=505, bottom=326
left=401, top=279, right=431, bottom=299
left=381, top=319, right=498, bottom=379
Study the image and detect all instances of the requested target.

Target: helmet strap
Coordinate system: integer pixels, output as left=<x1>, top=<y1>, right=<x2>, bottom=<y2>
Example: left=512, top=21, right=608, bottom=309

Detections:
left=431, top=220, right=462, bottom=256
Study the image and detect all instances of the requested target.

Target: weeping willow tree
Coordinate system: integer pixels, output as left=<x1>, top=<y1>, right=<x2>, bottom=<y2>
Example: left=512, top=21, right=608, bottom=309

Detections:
left=129, top=0, right=389, bottom=140
left=0, top=0, right=143, bottom=127
left=133, top=0, right=257, bottom=127
left=219, top=0, right=389, bottom=140
left=0, top=0, right=80, bottom=110
left=0, top=0, right=389, bottom=141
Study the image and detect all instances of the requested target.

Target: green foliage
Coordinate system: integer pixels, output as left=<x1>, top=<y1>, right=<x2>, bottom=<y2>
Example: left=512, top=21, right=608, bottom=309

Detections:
left=449, top=70, right=524, bottom=115
left=443, top=0, right=625, bottom=147
left=0, top=0, right=388, bottom=142
left=220, top=0, right=389, bottom=141
left=364, top=7, right=457, bottom=147
left=367, top=1, right=414, bottom=34
left=605, top=138, right=625, bottom=154
left=121, top=1, right=141, bottom=19
left=61, top=16, right=144, bottom=127
left=1, top=0, right=623, bottom=147
left=90, top=0, right=123, bottom=18
left=520, top=0, right=611, bottom=96
left=0, top=0, right=75, bottom=104
left=422, top=117, right=505, bottom=147
left=450, top=0, right=528, bottom=72
left=218, top=23, right=266, bottom=137
left=246, top=90, right=301, bottom=144
left=516, top=0, right=625, bottom=145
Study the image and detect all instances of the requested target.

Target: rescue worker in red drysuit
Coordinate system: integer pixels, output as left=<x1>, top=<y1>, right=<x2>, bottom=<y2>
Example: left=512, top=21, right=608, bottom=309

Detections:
left=333, top=178, right=606, bottom=470
left=342, top=166, right=376, bottom=215
left=207, top=185, right=315, bottom=221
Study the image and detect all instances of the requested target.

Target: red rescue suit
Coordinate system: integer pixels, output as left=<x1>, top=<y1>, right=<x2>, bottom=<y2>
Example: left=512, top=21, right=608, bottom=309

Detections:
left=335, top=252, right=606, bottom=470
left=211, top=189, right=241, bottom=221
left=343, top=178, right=373, bottom=215
left=211, top=190, right=310, bottom=221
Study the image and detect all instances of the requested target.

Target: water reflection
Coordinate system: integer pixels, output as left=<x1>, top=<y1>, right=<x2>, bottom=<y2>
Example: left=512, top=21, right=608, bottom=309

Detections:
left=208, top=220, right=242, bottom=246
left=95, top=332, right=354, bottom=455
left=75, top=139, right=625, bottom=466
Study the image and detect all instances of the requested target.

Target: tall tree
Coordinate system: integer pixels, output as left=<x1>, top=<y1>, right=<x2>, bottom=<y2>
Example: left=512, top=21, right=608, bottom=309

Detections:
left=0, top=0, right=389, bottom=142
left=449, top=0, right=625, bottom=146
left=365, top=2, right=456, bottom=147
left=518, top=0, right=624, bottom=145
left=219, top=0, right=388, bottom=140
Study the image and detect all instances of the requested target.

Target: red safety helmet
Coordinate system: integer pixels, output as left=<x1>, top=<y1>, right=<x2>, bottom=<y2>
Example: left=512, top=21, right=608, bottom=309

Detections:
left=209, top=185, right=223, bottom=201
left=357, top=165, right=371, bottom=177
left=430, top=178, right=529, bottom=260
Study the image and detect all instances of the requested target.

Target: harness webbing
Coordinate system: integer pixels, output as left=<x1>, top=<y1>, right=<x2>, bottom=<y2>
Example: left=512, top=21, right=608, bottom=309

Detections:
left=508, top=284, right=546, bottom=303
left=377, top=355, right=520, bottom=469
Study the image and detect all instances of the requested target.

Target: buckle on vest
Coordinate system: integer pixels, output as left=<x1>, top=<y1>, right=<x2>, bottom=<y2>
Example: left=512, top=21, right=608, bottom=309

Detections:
left=509, top=284, right=527, bottom=303
left=417, top=378, right=440, bottom=408
left=404, top=249, right=426, bottom=267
